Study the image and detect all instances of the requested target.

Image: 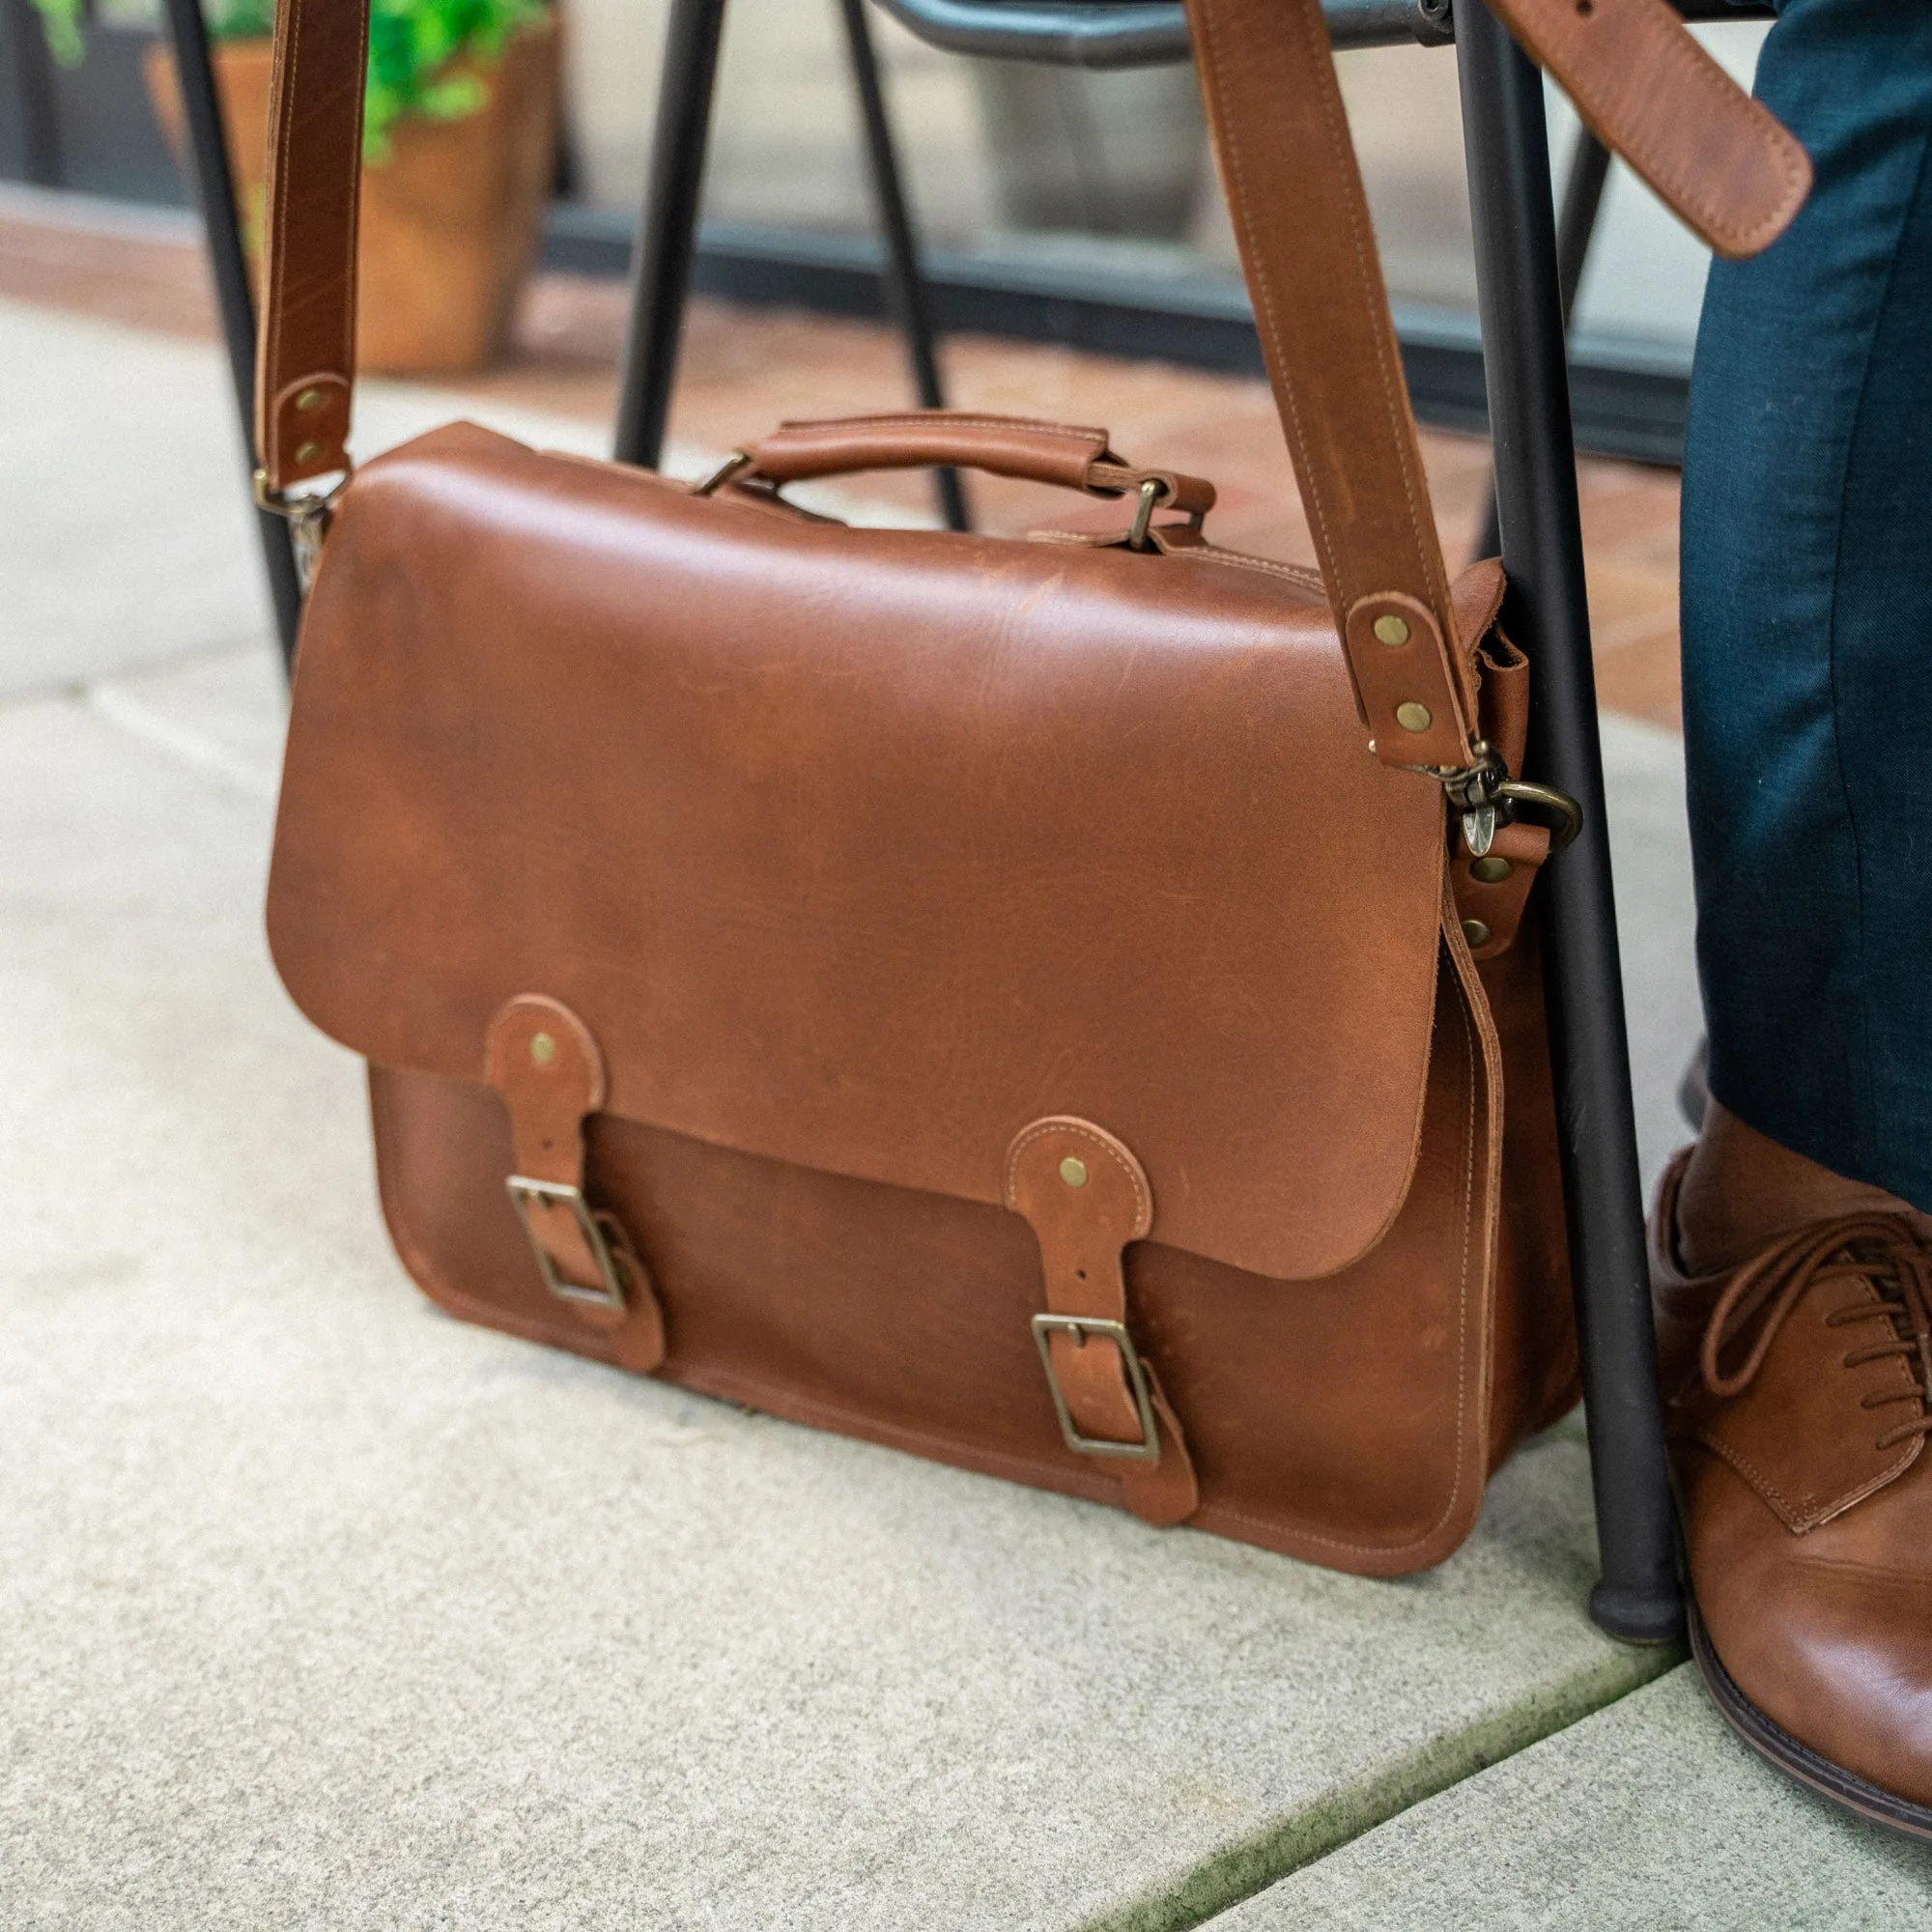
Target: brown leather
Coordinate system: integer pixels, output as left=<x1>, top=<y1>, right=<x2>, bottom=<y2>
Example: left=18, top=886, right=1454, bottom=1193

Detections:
left=484, top=994, right=606, bottom=1188
left=1186, top=0, right=1478, bottom=771
left=482, top=993, right=666, bottom=1371
left=258, top=0, right=1585, bottom=1573
left=1651, top=1155, right=1932, bottom=1817
left=1006, top=1119, right=1198, bottom=1528
left=1450, top=619, right=1549, bottom=958
left=742, top=413, right=1217, bottom=520
left=264, top=413, right=1582, bottom=1570
left=1493, top=0, right=1811, bottom=263
left=270, top=424, right=1447, bottom=1288
left=1453, top=820, right=1548, bottom=962
left=367, top=914, right=1568, bottom=1573
left=254, top=0, right=367, bottom=492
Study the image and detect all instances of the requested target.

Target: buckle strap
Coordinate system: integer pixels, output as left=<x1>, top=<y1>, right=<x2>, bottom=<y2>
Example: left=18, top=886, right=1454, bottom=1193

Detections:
left=1005, top=1117, right=1198, bottom=1528
left=484, top=994, right=666, bottom=1373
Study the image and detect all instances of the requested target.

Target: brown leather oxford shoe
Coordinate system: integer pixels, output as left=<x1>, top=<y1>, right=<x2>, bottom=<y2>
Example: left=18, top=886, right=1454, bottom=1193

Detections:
left=1652, top=1150, right=1932, bottom=1837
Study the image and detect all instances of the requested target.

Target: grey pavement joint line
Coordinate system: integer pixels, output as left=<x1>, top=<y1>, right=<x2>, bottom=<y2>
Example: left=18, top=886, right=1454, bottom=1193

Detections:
left=1212, top=1665, right=1932, bottom=1929
left=83, top=676, right=280, bottom=800
left=1081, top=1646, right=1679, bottom=1932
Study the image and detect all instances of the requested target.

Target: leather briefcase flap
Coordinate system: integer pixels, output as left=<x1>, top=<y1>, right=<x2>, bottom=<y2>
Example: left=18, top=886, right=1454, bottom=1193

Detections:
left=268, top=423, right=1452, bottom=1283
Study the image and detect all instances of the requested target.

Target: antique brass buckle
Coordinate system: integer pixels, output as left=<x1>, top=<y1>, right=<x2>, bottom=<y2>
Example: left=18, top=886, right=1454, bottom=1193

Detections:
left=1030, top=1314, right=1161, bottom=1461
left=504, top=1176, right=628, bottom=1311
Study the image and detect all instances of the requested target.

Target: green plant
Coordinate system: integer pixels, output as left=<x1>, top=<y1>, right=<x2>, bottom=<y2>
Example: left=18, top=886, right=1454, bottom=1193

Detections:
left=28, top=0, right=83, bottom=68
left=32, top=0, right=547, bottom=161
left=211, top=0, right=548, bottom=159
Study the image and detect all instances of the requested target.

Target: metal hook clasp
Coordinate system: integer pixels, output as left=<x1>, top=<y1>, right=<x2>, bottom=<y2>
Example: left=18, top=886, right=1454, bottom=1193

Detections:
left=253, top=463, right=353, bottom=590
left=1411, top=742, right=1583, bottom=857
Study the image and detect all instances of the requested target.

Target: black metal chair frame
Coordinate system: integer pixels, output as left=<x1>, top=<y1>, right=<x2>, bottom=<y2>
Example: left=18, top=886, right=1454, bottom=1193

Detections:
left=155, top=0, right=1778, bottom=1643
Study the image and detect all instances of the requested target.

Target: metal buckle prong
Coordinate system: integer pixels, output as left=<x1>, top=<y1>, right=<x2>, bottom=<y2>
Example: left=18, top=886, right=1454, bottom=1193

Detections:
left=504, top=1176, right=628, bottom=1311
left=1030, top=1314, right=1161, bottom=1462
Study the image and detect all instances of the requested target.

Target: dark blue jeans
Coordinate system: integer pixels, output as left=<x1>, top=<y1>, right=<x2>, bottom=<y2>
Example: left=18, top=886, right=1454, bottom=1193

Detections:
left=1682, top=0, right=1932, bottom=1207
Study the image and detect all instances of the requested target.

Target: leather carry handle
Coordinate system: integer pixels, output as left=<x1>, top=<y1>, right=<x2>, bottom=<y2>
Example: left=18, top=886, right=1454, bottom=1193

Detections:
left=717, top=413, right=1216, bottom=518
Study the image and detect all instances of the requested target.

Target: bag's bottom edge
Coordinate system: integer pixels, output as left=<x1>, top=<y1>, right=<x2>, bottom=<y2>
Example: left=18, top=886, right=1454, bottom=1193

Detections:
left=399, top=1250, right=1481, bottom=1579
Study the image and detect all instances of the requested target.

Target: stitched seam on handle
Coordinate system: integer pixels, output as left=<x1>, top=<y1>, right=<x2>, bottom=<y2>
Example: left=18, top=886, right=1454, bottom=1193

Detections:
left=775, top=414, right=1106, bottom=442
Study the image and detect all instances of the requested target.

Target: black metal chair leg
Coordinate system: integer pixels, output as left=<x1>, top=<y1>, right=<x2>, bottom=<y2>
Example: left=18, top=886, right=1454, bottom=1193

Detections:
left=1458, top=0, right=1682, bottom=1644
left=613, top=0, right=730, bottom=469
left=158, top=0, right=304, bottom=672
left=838, top=0, right=970, bottom=530
left=1472, top=125, right=1610, bottom=564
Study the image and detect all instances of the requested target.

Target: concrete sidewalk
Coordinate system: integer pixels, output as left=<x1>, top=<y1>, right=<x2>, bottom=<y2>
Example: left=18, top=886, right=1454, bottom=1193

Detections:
left=1, top=296, right=1918, bottom=1926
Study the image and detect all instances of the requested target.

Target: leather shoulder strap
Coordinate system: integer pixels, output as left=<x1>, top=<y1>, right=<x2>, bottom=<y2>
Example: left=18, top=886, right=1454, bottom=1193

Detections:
left=254, top=0, right=368, bottom=495
left=1184, top=0, right=1809, bottom=770
left=1495, top=0, right=1810, bottom=262
left=252, top=0, right=1808, bottom=762
left=1187, top=0, right=1480, bottom=768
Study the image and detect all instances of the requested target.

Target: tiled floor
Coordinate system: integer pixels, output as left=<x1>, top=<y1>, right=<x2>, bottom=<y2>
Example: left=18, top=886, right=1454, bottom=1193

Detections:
left=0, top=198, right=1685, bottom=727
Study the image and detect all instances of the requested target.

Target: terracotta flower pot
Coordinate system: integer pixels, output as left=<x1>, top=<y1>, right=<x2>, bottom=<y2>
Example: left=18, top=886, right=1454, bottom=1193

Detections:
left=146, top=16, right=558, bottom=374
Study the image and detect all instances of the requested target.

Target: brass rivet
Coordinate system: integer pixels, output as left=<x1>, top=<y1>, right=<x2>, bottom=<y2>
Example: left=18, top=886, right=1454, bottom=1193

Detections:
left=1470, top=855, right=1512, bottom=884
left=1059, top=1156, right=1089, bottom=1188
left=1395, top=701, right=1433, bottom=733
left=1372, top=613, right=1411, bottom=647
left=529, top=1031, right=556, bottom=1067
left=295, top=386, right=326, bottom=413
left=294, top=440, right=323, bottom=465
left=1462, top=918, right=1492, bottom=949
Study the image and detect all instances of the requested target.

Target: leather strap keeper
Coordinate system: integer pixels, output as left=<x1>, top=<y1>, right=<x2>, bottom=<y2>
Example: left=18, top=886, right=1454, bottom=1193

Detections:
left=483, top=994, right=666, bottom=1372
left=1455, top=819, right=1550, bottom=961
left=1006, top=1118, right=1199, bottom=1529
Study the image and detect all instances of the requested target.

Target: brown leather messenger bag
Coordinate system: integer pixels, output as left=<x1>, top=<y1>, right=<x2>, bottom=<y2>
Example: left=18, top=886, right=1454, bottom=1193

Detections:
left=258, top=0, right=1805, bottom=1573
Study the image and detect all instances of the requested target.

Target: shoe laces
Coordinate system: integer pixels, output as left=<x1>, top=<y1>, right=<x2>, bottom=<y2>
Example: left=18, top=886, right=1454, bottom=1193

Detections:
left=1700, top=1212, right=1932, bottom=1454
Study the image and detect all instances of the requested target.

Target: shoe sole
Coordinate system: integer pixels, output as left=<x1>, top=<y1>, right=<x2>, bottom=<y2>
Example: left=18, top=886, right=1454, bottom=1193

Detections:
left=1690, top=1601, right=1932, bottom=1841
